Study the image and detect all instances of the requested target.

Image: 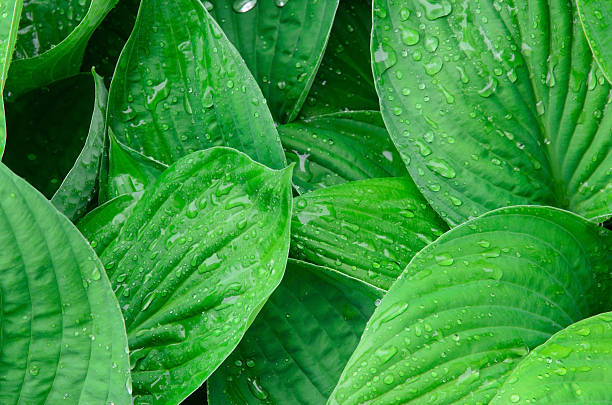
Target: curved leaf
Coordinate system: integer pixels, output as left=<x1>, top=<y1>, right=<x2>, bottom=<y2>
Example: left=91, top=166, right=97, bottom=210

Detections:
left=209, top=0, right=339, bottom=123
left=208, top=259, right=383, bottom=405
left=577, top=0, right=612, bottom=84
left=491, top=311, right=612, bottom=404
left=107, top=0, right=286, bottom=169
left=291, top=177, right=447, bottom=289
left=280, top=111, right=408, bottom=194
left=90, top=147, right=293, bottom=404
left=328, top=206, right=612, bottom=404
left=0, top=163, right=131, bottom=403
left=299, top=0, right=378, bottom=118
left=372, top=0, right=612, bottom=225
left=7, top=0, right=118, bottom=96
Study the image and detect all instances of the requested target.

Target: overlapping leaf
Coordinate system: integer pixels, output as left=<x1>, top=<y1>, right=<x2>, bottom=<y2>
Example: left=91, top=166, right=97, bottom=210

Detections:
left=329, top=206, right=612, bottom=404
left=372, top=0, right=612, bottom=225
left=577, top=0, right=612, bottom=84
left=0, top=163, right=131, bottom=404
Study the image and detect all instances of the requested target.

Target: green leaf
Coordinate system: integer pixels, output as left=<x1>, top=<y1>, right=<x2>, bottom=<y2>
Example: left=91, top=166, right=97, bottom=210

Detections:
left=92, top=147, right=293, bottom=404
left=299, top=0, right=378, bottom=118
left=291, top=177, right=448, bottom=290
left=207, top=0, right=338, bottom=123
left=372, top=0, right=612, bottom=226
left=280, top=111, right=409, bottom=194
left=3, top=72, right=106, bottom=209
left=491, top=311, right=612, bottom=404
left=0, top=0, right=22, bottom=158
left=208, top=259, right=383, bottom=405
left=577, top=0, right=612, bottom=85
left=107, top=0, right=286, bottom=169
left=7, top=0, right=118, bottom=96
left=328, top=206, right=612, bottom=404
left=0, top=163, right=131, bottom=403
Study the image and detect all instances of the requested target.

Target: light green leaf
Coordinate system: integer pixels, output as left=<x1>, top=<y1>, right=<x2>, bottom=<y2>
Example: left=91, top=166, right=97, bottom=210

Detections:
left=291, top=177, right=448, bottom=289
left=0, top=163, right=131, bottom=404
left=328, top=206, right=612, bottom=404
left=208, top=259, right=383, bottom=405
left=208, top=0, right=339, bottom=123
left=107, top=0, right=286, bottom=169
left=0, top=0, right=22, bottom=158
left=7, top=0, right=118, bottom=96
left=372, top=0, right=612, bottom=226
left=577, top=0, right=612, bottom=84
left=299, top=0, right=378, bottom=118
left=280, top=111, right=408, bottom=194
left=90, top=147, right=293, bottom=404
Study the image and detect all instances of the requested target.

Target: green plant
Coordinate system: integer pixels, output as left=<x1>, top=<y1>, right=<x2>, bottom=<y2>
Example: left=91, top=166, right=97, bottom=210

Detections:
left=1, top=0, right=611, bottom=404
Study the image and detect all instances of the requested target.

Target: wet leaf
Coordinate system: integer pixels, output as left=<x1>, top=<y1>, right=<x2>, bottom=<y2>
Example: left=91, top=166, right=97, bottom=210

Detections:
left=577, top=0, right=612, bottom=84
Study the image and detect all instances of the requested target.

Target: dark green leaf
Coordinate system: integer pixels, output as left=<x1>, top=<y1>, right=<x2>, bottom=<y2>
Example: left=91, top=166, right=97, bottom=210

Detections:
left=299, top=0, right=378, bottom=118
left=91, top=147, right=293, bottom=404
left=208, top=259, right=383, bottom=405
left=291, top=177, right=448, bottom=289
left=7, top=0, right=118, bottom=96
left=280, top=111, right=409, bottom=194
left=329, top=206, right=612, bottom=404
left=372, top=0, right=612, bottom=225
left=0, top=162, right=131, bottom=403
left=107, top=0, right=286, bottom=169
left=577, top=0, right=612, bottom=84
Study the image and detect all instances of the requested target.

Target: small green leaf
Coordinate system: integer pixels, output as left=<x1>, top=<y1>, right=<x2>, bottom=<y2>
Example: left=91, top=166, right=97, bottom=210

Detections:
left=577, top=0, right=612, bottom=84
left=280, top=111, right=408, bottom=194
left=328, top=206, right=612, bottom=404
left=291, top=177, right=448, bottom=289
left=107, top=0, right=286, bottom=169
left=208, top=259, right=383, bottom=405
left=7, top=0, right=118, bottom=96
left=0, top=163, right=131, bottom=403
left=491, top=311, right=612, bottom=404
left=94, top=147, right=293, bottom=404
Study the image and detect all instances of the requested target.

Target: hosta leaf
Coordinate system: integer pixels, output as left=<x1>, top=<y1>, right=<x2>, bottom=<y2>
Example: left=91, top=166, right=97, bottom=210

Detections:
left=372, top=0, right=612, bottom=225
left=299, top=0, right=378, bottom=117
left=491, top=311, right=612, bottom=404
left=0, top=163, right=131, bottom=403
left=107, top=0, right=286, bottom=169
left=90, top=147, right=293, bottom=404
left=7, top=0, right=118, bottom=96
left=208, top=259, right=383, bottom=405
left=328, top=206, right=612, bottom=404
left=280, top=111, right=408, bottom=194
left=291, top=177, right=447, bottom=289
left=208, top=0, right=339, bottom=123
left=577, top=0, right=612, bottom=84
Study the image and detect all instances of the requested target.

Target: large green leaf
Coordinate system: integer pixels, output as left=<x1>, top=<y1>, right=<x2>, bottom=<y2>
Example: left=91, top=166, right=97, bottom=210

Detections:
left=82, top=147, right=293, bottom=404
left=291, top=177, right=447, bottom=289
left=107, top=0, right=286, bottom=169
left=0, top=0, right=22, bottom=158
left=208, top=259, right=383, bottom=405
left=299, top=0, right=378, bottom=118
left=208, top=0, right=339, bottom=123
left=372, top=0, right=612, bottom=226
left=0, top=163, right=131, bottom=403
left=577, top=0, right=612, bottom=84
left=491, top=311, right=612, bottom=404
left=6, top=0, right=118, bottom=96
left=328, top=206, right=612, bottom=404
left=280, top=111, right=408, bottom=194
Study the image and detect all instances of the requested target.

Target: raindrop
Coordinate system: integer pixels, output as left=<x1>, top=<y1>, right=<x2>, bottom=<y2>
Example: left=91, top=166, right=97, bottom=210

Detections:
left=400, top=27, right=420, bottom=46
left=425, top=158, right=456, bottom=178
left=233, top=0, right=257, bottom=13
left=418, top=0, right=452, bottom=20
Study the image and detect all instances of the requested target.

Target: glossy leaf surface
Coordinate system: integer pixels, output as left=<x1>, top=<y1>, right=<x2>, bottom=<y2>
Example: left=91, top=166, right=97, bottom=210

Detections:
left=329, top=206, right=612, bottom=404
left=0, top=163, right=131, bottom=404
left=92, top=147, right=293, bottom=404
left=280, top=111, right=408, bottom=194
left=107, top=0, right=286, bottom=169
left=0, top=0, right=21, bottom=158
left=291, top=177, right=448, bottom=289
left=208, top=259, right=383, bottom=405
left=372, top=0, right=612, bottom=225
left=577, top=0, right=612, bottom=84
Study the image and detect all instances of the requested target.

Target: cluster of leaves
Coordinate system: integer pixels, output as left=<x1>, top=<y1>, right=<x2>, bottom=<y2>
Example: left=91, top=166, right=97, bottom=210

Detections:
left=1, top=0, right=612, bottom=404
